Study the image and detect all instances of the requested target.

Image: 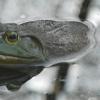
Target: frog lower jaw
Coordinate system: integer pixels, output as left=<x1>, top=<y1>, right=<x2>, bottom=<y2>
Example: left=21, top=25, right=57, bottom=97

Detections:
left=0, top=55, right=39, bottom=64
left=0, top=55, right=20, bottom=60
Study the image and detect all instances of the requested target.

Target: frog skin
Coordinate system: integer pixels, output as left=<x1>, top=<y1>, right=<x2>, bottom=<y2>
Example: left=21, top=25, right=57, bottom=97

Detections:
left=0, top=20, right=95, bottom=91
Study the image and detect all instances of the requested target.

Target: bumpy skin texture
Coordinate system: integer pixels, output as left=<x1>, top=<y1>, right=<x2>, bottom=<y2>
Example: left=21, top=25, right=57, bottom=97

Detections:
left=20, top=20, right=95, bottom=64
left=0, top=20, right=95, bottom=91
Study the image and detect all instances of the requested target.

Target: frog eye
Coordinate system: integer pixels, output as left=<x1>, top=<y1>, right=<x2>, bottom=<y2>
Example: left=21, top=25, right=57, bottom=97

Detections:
left=4, top=31, right=20, bottom=44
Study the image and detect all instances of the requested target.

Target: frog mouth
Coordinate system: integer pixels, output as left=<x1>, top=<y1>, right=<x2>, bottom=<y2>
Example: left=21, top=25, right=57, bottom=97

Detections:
left=0, top=54, right=42, bottom=64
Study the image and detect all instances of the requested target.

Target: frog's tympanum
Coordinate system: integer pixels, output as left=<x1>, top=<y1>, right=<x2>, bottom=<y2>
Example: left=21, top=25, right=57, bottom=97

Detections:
left=0, top=20, right=95, bottom=91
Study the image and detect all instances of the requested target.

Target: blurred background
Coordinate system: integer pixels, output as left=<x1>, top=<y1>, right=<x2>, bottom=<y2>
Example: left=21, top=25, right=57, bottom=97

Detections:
left=0, top=0, right=100, bottom=100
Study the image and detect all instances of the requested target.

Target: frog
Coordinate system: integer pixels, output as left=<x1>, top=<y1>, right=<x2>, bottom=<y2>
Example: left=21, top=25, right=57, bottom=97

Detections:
left=0, top=20, right=95, bottom=91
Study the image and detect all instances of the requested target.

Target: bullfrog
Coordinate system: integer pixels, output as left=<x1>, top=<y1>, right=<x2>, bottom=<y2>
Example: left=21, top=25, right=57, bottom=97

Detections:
left=0, top=20, right=95, bottom=91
